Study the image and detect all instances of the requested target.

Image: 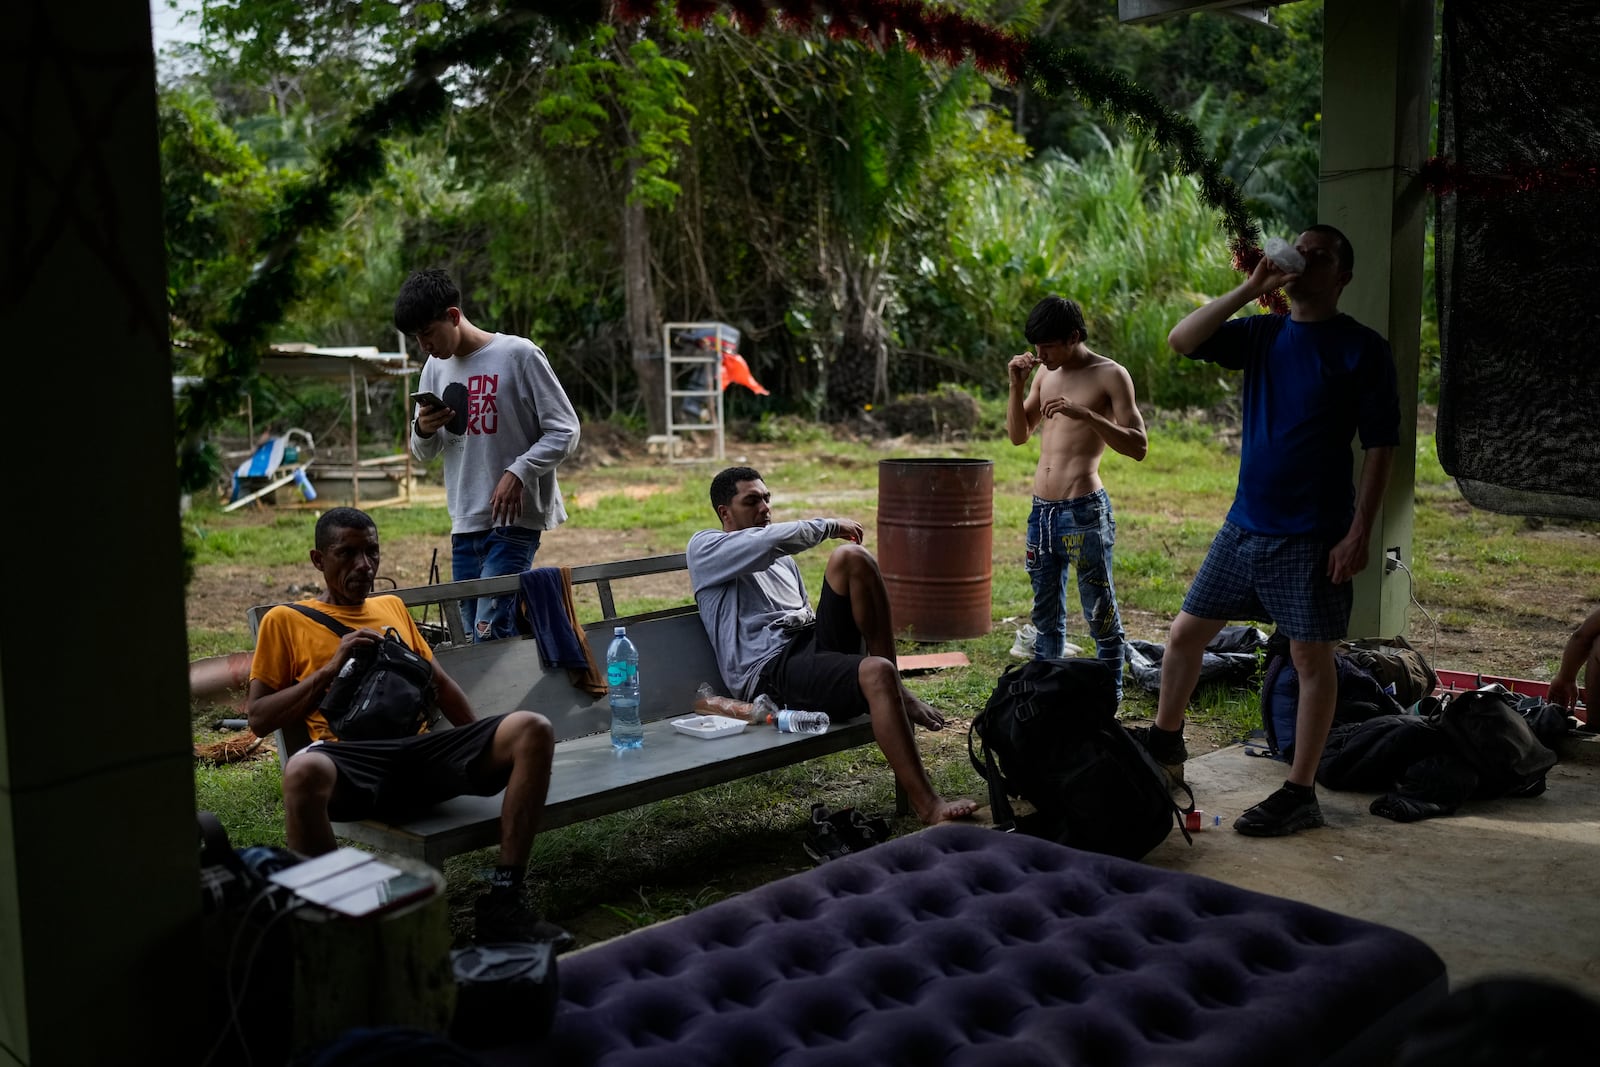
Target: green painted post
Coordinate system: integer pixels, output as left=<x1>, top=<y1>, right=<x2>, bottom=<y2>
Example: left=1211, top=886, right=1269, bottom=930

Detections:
left=1319, top=0, right=1436, bottom=639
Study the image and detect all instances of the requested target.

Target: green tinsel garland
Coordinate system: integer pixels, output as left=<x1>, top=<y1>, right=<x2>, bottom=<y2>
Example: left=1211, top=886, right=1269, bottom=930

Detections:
left=176, top=1, right=1257, bottom=492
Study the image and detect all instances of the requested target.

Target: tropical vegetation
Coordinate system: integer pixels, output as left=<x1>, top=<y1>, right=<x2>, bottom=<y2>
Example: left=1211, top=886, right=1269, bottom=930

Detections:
left=158, top=0, right=1376, bottom=479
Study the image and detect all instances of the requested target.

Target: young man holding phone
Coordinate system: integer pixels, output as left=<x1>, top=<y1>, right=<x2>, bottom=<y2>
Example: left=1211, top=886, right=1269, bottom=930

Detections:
left=397, top=269, right=580, bottom=642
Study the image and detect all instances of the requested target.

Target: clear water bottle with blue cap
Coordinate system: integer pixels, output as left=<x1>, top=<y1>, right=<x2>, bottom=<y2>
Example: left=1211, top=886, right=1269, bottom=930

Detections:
left=607, top=626, right=643, bottom=750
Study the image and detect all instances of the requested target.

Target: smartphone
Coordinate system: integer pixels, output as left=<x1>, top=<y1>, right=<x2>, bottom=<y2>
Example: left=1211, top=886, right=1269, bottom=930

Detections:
left=321, top=870, right=438, bottom=918
left=410, top=390, right=446, bottom=410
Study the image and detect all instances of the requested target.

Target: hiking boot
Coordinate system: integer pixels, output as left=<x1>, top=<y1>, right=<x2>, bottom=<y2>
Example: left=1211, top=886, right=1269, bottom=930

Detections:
left=473, top=891, right=575, bottom=952
left=1234, top=784, right=1325, bottom=837
left=1129, top=724, right=1188, bottom=788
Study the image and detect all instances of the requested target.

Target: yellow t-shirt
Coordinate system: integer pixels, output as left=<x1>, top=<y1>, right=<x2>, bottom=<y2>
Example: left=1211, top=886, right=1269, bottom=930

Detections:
left=250, top=595, right=435, bottom=742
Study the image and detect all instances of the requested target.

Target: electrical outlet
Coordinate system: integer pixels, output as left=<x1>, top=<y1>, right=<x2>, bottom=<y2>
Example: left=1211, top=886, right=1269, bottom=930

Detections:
left=1384, top=547, right=1402, bottom=573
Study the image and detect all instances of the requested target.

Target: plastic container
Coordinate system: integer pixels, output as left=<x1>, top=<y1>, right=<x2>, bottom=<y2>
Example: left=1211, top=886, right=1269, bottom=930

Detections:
left=1263, top=237, right=1306, bottom=273
left=669, top=715, right=748, bottom=740
left=607, top=626, right=643, bottom=750
left=773, top=709, right=830, bottom=734
left=1184, top=809, right=1223, bottom=832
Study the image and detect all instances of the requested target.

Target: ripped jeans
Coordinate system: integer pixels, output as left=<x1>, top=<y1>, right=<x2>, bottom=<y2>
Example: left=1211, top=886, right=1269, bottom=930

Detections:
left=1025, top=489, right=1127, bottom=698
left=451, top=525, right=542, bottom=642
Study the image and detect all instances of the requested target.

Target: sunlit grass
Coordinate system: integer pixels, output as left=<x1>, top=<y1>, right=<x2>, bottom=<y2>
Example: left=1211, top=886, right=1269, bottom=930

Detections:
left=189, top=423, right=1600, bottom=933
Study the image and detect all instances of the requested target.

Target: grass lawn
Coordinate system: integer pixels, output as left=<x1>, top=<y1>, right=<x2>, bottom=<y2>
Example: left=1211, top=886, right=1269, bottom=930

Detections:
left=188, top=422, right=1597, bottom=943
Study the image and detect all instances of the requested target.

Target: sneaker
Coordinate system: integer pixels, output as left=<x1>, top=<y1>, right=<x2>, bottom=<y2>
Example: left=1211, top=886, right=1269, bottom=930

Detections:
left=1128, top=724, right=1188, bottom=788
left=1233, top=784, right=1325, bottom=837
left=803, top=803, right=854, bottom=864
left=843, top=809, right=893, bottom=850
left=473, top=891, right=575, bottom=952
left=1009, top=624, right=1039, bottom=659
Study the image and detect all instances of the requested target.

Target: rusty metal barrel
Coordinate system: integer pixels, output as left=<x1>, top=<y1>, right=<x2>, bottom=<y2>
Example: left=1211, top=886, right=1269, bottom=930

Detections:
left=876, top=458, right=994, bottom=642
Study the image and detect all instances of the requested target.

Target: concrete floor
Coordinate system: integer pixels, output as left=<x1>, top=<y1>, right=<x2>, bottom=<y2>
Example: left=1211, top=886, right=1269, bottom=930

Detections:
left=1143, top=733, right=1600, bottom=989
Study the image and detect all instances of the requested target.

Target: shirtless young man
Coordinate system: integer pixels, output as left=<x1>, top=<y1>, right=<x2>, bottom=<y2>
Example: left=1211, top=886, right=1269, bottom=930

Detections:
left=1006, top=296, right=1148, bottom=699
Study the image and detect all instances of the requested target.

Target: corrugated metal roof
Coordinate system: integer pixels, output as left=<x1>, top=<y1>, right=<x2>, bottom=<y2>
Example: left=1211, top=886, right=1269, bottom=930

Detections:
left=1118, top=0, right=1295, bottom=25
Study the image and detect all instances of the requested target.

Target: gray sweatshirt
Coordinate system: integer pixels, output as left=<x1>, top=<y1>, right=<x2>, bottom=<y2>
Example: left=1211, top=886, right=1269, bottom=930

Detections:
left=687, top=519, right=841, bottom=700
left=410, top=334, right=579, bottom=535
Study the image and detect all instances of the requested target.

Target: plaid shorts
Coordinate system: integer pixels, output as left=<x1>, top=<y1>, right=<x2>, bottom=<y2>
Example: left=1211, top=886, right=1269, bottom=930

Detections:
left=1182, top=521, right=1352, bottom=642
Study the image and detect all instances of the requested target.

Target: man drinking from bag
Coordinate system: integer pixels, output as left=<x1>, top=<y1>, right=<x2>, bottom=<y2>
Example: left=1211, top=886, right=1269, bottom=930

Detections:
left=248, top=507, right=561, bottom=942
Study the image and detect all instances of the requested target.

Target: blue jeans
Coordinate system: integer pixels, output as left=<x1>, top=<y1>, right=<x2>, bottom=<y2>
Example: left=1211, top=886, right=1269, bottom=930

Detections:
left=451, top=526, right=542, bottom=642
left=1026, top=490, right=1127, bottom=698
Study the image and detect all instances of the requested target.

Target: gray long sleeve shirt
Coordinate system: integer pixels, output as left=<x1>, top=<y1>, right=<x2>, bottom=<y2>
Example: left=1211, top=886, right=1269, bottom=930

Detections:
left=686, top=519, right=839, bottom=700
left=410, top=333, right=579, bottom=535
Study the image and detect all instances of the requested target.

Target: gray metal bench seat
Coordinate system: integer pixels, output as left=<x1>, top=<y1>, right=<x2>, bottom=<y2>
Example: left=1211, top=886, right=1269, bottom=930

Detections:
left=249, top=554, right=886, bottom=867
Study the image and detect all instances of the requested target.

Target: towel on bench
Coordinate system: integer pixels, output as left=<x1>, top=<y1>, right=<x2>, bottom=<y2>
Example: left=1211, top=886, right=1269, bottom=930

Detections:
left=516, top=568, right=606, bottom=697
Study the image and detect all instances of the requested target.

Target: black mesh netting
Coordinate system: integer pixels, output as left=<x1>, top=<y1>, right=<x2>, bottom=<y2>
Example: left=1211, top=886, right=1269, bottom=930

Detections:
left=1436, top=0, right=1600, bottom=519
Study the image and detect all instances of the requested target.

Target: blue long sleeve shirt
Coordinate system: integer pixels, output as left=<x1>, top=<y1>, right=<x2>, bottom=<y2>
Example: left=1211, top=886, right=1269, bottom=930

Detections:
left=686, top=519, right=837, bottom=699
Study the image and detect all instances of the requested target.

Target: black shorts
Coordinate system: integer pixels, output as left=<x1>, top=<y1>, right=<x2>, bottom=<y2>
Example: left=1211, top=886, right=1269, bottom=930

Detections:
left=308, top=714, right=510, bottom=823
left=758, top=583, right=872, bottom=721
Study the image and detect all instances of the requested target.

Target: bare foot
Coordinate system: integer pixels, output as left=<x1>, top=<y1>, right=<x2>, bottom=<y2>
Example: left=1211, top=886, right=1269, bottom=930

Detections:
left=917, top=797, right=979, bottom=826
left=906, top=696, right=946, bottom=731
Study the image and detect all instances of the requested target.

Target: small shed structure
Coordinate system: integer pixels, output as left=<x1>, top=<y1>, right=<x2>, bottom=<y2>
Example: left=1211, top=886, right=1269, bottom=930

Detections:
left=246, top=342, right=421, bottom=508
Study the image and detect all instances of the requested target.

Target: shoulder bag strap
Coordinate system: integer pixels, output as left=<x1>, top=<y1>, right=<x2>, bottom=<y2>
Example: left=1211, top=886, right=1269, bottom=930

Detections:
left=284, top=602, right=354, bottom=638
left=966, top=714, right=1017, bottom=832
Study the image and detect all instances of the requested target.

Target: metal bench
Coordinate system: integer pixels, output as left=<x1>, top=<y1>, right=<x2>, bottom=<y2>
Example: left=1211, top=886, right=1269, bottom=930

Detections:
left=248, top=553, right=890, bottom=867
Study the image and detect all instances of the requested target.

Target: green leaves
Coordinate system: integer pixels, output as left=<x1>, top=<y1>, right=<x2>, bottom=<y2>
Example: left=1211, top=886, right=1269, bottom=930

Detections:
left=534, top=24, right=695, bottom=207
left=618, top=37, right=696, bottom=206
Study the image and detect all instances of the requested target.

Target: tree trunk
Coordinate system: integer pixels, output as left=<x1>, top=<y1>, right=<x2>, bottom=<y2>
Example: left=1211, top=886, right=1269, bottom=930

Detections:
left=290, top=861, right=455, bottom=1049
left=623, top=191, right=666, bottom=436
left=825, top=249, right=888, bottom=417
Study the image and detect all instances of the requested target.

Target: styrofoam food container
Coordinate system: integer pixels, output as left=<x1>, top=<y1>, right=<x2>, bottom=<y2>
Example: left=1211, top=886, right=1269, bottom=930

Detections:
left=670, top=715, right=748, bottom=740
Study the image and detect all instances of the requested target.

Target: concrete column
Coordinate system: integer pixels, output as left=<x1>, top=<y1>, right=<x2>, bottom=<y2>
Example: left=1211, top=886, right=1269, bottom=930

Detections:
left=1319, top=0, right=1435, bottom=639
left=0, top=4, right=197, bottom=1063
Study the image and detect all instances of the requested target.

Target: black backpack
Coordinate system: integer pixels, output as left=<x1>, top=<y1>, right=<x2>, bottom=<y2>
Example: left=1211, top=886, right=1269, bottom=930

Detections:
left=287, top=604, right=436, bottom=741
left=1259, top=639, right=1405, bottom=759
left=969, top=658, right=1192, bottom=860
left=1436, top=687, right=1558, bottom=798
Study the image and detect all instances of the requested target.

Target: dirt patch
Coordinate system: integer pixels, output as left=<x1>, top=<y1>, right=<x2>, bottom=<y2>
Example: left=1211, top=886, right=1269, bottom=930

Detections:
left=193, top=423, right=1595, bottom=952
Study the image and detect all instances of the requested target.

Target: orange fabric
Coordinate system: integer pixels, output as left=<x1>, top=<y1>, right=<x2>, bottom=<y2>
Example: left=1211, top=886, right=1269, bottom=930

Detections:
left=559, top=566, right=608, bottom=697
left=250, top=595, right=433, bottom=742
left=721, top=351, right=770, bottom=396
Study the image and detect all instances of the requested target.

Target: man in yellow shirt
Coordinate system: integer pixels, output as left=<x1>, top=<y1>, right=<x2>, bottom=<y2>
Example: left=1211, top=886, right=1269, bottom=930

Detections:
left=248, top=507, right=560, bottom=942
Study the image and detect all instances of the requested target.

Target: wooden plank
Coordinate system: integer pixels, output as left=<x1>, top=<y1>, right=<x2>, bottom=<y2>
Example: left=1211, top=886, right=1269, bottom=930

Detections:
left=433, top=609, right=723, bottom=741
left=1434, top=669, right=1586, bottom=720
left=249, top=554, right=693, bottom=632
left=897, top=652, right=970, bottom=674
left=332, top=718, right=879, bottom=866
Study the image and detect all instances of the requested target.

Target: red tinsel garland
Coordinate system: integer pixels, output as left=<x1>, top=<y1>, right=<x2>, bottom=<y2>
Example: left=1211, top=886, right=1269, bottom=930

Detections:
left=615, top=0, right=1030, bottom=79
left=1230, top=237, right=1289, bottom=315
left=613, top=0, right=1270, bottom=297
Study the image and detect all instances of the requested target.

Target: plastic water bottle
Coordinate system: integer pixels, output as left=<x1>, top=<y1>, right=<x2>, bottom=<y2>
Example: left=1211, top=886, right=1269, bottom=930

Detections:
left=607, top=626, right=643, bottom=750
left=773, top=709, right=830, bottom=734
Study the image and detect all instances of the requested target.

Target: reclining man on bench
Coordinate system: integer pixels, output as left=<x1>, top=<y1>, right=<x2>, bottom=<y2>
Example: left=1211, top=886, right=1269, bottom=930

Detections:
left=688, top=467, right=978, bottom=826
left=247, top=506, right=564, bottom=943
